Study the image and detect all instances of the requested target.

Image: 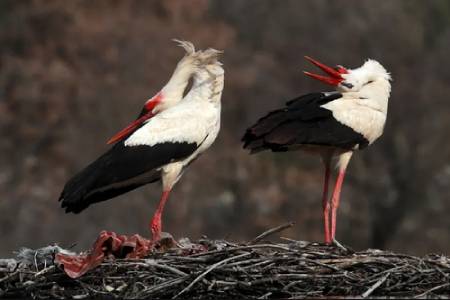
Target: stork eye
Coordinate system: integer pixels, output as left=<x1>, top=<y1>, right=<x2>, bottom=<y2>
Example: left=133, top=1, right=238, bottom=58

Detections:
left=341, top=82, right=353, bottom=89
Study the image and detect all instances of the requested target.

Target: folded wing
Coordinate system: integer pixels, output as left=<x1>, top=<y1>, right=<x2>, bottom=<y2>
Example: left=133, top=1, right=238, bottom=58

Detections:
left=59, top=140, right=198, bottom=213
left=242, top=92, right=369, bottom=153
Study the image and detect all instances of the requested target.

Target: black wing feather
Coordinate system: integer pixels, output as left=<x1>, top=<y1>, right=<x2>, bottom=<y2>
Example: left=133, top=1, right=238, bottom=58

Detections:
left=242, top=92, right=369, bottom=153
left=59, top=141, right=197, bottom=213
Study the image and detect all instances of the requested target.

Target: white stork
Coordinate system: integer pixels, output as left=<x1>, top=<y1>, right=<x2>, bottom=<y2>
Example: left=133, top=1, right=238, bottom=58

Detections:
left=59, top=46, right=224, bottom=245
left=242, top=56, right=391, bottom=244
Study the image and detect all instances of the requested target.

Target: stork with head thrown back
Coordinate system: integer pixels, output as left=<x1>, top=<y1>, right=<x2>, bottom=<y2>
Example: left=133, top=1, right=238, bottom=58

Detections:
left=242, top=56, right=391, bottom=244
left=59, top=42, right=224, bottom=244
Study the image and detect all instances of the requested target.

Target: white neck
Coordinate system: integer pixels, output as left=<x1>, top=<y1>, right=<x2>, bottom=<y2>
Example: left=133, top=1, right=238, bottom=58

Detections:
left=187, top=65, right=224, bottom=104
left=343, top=79, right=391, bottom=114
left=159, top=56, right=197, bottom=105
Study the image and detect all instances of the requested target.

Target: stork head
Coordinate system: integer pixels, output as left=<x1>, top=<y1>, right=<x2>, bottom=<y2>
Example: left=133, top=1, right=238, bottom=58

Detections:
left=194, top=48, right=224, bottom=80
left=303, top=56, right=391, bottom=95
left=189, top=47, right=224, bottom=102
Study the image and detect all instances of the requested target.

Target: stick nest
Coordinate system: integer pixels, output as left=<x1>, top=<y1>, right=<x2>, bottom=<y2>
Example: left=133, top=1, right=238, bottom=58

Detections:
left=1, top=225, right=449, bottom=299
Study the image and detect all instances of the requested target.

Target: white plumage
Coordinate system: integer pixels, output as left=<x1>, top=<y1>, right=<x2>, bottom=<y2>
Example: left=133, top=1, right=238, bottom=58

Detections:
left=60, top=43, right=224, bottom=245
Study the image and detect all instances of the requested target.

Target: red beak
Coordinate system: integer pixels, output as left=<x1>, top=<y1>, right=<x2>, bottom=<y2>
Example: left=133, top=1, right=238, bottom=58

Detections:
left=106, top=113, right=154, bottom=144
left=303, top=56, right=348, bottom=86
left=107, top=93, right=162, bottom=145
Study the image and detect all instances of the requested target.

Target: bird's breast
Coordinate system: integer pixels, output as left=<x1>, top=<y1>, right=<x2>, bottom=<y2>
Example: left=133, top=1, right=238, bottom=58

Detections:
left=321, top=100, right=387, bottom=145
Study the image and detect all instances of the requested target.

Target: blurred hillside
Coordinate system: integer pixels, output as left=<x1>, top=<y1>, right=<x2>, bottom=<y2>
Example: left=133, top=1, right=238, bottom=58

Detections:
left=0, top=0, right=449, bottom=256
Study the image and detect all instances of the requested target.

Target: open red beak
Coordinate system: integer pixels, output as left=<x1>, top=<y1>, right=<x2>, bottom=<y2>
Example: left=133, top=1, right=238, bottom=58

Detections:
left=303, top=56, right=348, bottom=86
left=107, top=93, right=162, bottom=144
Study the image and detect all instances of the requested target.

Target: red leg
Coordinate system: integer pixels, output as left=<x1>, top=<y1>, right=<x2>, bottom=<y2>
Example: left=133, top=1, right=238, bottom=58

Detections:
left=330, top=170, right=346, bottom=240
left=330, top=152, right=352, bottom=242
left=322, top=156, right=332, bottom=244
left=150, top=190, right=171, bottom=241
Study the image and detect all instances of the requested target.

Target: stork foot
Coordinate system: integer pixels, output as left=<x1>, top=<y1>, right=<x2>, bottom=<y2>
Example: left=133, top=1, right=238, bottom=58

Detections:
left=55, top=230, right=153, bottom=278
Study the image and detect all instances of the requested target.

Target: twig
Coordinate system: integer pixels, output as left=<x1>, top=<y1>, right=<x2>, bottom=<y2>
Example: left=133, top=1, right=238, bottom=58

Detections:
left=138, top=260, right=187, bottom=277
left=189, top=244, right=290, bottom=258
left=258, top=291, right=272, bottom=299
left=332, top=238, right=354, bottom=253
left=249, top=222, right=295, bottom=245
left=136, top=277, right=188, bottom=298
left=174, top=252, right=252, bottom=298
left=34, top=265, right=55, bottom=277
left=361, top=273, right=390, bottom=298
left=0, top=271, right=19, bottom=283
left=413, top=283, right=450, bottom=299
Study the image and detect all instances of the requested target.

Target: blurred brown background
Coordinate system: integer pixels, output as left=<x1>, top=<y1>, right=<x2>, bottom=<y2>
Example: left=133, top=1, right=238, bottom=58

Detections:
left=1, top=0, right=449, bottom=257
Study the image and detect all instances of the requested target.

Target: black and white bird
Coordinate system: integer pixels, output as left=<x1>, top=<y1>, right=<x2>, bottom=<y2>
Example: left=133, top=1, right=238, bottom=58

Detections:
left=242, top=56, right=391, bottom=244
left=59, top=44, right=224, bottom=243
